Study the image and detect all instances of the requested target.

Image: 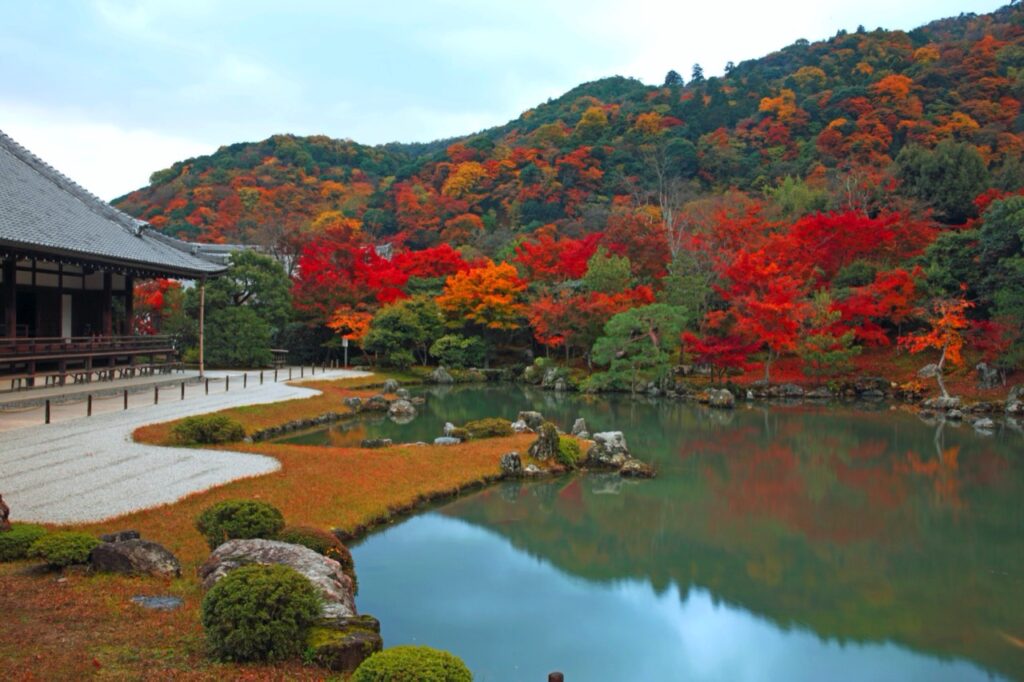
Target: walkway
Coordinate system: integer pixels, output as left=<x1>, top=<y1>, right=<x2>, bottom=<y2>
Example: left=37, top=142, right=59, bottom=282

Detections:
left=0, top=368, right=372, bottom=525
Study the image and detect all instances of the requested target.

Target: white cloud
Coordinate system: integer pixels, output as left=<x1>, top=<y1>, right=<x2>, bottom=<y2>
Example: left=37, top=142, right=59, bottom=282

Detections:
left=0, top=101, right=212, bottom=200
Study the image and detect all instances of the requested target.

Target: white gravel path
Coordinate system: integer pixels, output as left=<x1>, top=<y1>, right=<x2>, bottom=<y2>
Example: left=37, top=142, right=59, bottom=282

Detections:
left=0, top=369, right=372, bottom=525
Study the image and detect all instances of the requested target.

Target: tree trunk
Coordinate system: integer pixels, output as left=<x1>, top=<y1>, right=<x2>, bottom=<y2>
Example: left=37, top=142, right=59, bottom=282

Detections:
left=936, top=345, right=949, bottom=398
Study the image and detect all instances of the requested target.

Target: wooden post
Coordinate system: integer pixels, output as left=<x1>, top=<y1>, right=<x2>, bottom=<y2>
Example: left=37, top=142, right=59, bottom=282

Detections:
left=225, top=375, right=230, bottom=391
left=259, top=370, right=263, bottom=385
left=181, top=382, right=185, bottom=400
left=87, top=394, right=92, bottom=417
left=124, top=389, right=128, bottom=410
left=101, top=271, right=113, bottom=336
left=2, top=258, right=15, bottom=338
left=243, top=372, right=247, bottom=388
left=45, top=400, right=50, bottom=424
left=154, top=386, right=159, bottom=404
left=205, top=378, right=210, bottom=394
left=198, top=278, right=206, bottom=379
left=124, top=275, right=134, bottom=335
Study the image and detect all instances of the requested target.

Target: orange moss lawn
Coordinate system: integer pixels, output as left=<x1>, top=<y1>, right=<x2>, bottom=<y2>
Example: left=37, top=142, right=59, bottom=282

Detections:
left=1, top=374, right=532, bottom=680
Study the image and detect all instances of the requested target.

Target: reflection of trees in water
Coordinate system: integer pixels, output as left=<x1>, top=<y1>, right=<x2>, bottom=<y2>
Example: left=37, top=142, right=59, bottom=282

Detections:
left=440, top=400, right=1024, bottom=679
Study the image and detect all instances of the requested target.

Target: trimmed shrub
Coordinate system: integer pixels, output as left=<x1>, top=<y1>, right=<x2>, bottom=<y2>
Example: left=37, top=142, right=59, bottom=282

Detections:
left=28, top=531, right=99, bottom=567
left=352, top=645, right=473, bottom=682
left=557, top=436, right=582, bottom=468
left=448, top=427, right=470, bottom=441
left=276, top=525, right=357, bottom=594
left=196, top=500, right=285, bottom=550
left=462, top=418, right=513, bottom=439
left=201, top=564, right=321, bottom=662
left=429, top=334, right=486, bottom=369
left=172, top=414, right=246, bottom=445
left=0, top=524, right=47, bottom=562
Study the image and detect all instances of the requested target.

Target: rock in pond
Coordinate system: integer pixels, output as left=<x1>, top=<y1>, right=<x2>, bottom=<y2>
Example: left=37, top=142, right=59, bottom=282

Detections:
left=517, top=411, right=545, bottom=430
left=586, top=431, right=631, bottom=468
left=91, top=539, right=181, bottom=578
left=387, top=399, right=417, bottom=419
left=199, top=539, right=356, bottom=621
left=528, top=422, right=560, bottom=461
left=429, top=366, right=454, bottom=384
left=707, top=389, right=735, bottom=409
left=923, top=396, right=962, bottom=411
left=343, top=396, right=362, bottom=410
left=972, top=417, right=996, bottom=432
left=619, top=459, right=656, bottom=478
left=363, top=394, right=390, bottom=411
left=510, top=419, right=533, bottom=434
left=571, top=418, right=590, bottom=438
left=307, top=615, right=383, bottom=674
left=395, top=387, right=411, bottom=399
left=500, top=451, right=523, bottom=476
left=382, top=378, right=400, bottom=393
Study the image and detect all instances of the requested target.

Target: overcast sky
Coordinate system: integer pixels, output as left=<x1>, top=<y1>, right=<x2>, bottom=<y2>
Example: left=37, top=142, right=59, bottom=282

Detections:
left=0, top=0, right=1008, bottom=200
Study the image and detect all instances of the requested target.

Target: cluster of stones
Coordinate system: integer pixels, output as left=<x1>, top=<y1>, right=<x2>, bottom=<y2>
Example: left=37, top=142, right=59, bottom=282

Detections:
left=500, top=411, right=655, bottom=479
left=918, top=385, right=1024, bottom=434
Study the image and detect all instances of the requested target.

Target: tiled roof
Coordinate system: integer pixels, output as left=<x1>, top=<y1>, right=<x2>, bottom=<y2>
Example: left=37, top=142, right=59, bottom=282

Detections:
left=0, top=129, right=226, bottom=278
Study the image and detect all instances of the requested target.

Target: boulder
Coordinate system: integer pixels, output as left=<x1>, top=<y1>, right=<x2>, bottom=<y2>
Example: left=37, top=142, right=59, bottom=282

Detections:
left=199, top=539, right=356, bottom=621
left=918, top=364, right=941, bottom=379
left=382, top=379, right=400, bottom=393
left=972, top=417, right=996, bottom=432
left=90, top=539, right=181, bottom=578
left=500, top=451, right=523, bottom=476
left=443, top=422, right=456, bottom=436
left=975, top=362, right=1001, bottom=389
left=853, top=376, right=890, bottom=393
left=707, top=388, right=735, bottom=409
left=923, top=396, right=962, bottom=410
left=510, top=419, right=533, bottom=434
left=946, top=409, right=964, bottom=421
left=523, top=464, right=542, bottom=475
left=307, top=615, right=383, bottom=674
left=619, top=459, right=656, bottom=478
left=517, top=411, right=545, bottom=430
left=1010, top=385, right=1024, bottom=402
left=527, top=422, right=560, bottom=461
left=360, top=438, right=393, bottom=449
left=804, top=387, right=832, bottom=400
left=387, top=399, right=417, bottom=419
left=429, top=366, right=454, bottom=384
left=395, top=388, right=411, bottom=399
left=433, top=436, right=460, bottom=445
left=363, top=394, right=390, bottom=411
left=571, top=418, right=590, bottom=439
left=586, top=431, right=631, bottom=468
left=553, top=378, right=569, bottom=392
left=774, top=383, right=805, bottom=398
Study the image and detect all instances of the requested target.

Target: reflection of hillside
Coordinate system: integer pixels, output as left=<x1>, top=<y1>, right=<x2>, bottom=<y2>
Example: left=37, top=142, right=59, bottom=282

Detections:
left=443, top=411, right=1024, bottom=680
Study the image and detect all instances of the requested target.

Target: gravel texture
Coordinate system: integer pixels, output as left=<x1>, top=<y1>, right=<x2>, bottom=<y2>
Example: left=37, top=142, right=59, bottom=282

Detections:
left=0, top=369, right=371, bottom=524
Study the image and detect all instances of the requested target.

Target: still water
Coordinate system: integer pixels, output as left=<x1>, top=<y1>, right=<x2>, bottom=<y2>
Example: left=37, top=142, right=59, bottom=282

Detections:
left=287, top=384, right=1024, bottom=681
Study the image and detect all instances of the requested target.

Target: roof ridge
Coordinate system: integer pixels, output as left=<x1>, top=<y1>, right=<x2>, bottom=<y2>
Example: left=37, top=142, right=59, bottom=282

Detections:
left=0, top=127, right=145, bottom=237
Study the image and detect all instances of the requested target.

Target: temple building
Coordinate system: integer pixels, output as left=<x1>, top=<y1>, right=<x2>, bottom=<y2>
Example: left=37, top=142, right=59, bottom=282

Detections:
left=0, top=129, right=226, bottom=385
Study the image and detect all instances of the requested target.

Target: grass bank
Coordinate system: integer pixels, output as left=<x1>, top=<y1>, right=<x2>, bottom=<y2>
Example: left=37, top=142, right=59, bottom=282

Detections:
left=0, top=373, right=534, bottom=680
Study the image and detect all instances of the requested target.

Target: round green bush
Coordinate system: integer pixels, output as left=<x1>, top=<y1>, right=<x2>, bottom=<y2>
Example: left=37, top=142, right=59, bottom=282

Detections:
left=462, top=418, right=513, bottom=439
left=172, top=414, right=246, bottom=445
left=28, top=531, right=99, bottom=567
left=195, top=499, right=285, bottom=549
left=557, top=435, right=582, bottom=468
left=276, top=525, right=357, bottom=593
left=0, top=524, right=48, bottom=562
left=201, top=564, right=321, bottom=662
left=352, top=645, right=473, bottom=682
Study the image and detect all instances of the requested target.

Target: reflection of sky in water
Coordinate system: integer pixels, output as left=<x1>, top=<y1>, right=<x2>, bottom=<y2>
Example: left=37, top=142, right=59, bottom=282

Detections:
left=353, top=514, right=999, bottom=682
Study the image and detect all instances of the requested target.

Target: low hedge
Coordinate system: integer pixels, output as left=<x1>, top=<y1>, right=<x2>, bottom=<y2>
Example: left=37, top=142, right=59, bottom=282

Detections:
left=196, top=500, right=285, bottom=550
left=28, top=531, right=99, bottom=567
left=352, top=645, right=472, bottom=682
left=462, top=418, right=513, bottom=439
left=201, top=564, right=321, bottom=662
left=172, top=414, right=246, bottom=445
left=0, top=524, right=48, bottom=562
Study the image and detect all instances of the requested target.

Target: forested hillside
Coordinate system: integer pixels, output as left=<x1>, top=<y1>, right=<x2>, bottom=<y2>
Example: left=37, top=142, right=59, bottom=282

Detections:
left=119, top=4, right=1024, bottom=384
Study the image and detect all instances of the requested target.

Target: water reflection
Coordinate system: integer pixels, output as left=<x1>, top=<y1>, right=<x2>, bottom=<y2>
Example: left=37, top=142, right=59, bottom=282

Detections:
left=353, top=514, right=1000, bottom=682
left=332, top=386, right=1023, bottom=679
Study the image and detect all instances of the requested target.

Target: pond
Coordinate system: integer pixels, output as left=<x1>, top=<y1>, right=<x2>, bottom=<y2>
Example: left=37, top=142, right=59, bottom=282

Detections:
left=288, top=385, right=1024, bottom=681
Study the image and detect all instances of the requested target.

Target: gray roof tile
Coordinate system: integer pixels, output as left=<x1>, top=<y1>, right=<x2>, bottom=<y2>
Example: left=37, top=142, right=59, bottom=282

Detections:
left=0, top=129, right=226, bottom=278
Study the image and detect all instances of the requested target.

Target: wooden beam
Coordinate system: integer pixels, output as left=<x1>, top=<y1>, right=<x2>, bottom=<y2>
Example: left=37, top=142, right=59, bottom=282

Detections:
left=199, top=278, right=206, bottom=378
left=3, top=258, right=15, bottom=338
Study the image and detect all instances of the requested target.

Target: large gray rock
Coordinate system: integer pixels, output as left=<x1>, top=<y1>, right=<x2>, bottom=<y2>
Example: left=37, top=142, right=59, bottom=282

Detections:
left=429, top=366, right=454, bottom=384
left=975, top=362, right=1001, bottom=389
left=387, top=399, right=417, bottom=419
left=510, top=419, right=533, bottom=434
left=91, top=539, right=181, bottom=578
left=199, top=539, right=356, bottom=621
left=923, top=396, right=962, bottom=410
left=527, top=422, right=560, bottom=461
left=433, top=436, right=461, bottom=445
left=571, top=418, right=590, bottom=438
left=918, top=364, right=941, bottom=379
left=586, top=431, right=631, bottom=468
left=517, top=411, right=545, bottom=430
left=308, top=615, right=383, bottom=674
left=363, top=394, right=390, bottom=411
left=382, top=379, right=400, bottom=393
left=707, top=389, right=735, bottom=409
left=500, top=451, right=523, bottom=476
left=774, top=384, right=804, bottom=398
left=343, top=396, right=362, bottom=410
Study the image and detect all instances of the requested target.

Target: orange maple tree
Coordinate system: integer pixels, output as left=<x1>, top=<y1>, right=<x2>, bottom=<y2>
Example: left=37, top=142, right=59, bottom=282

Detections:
left=899, top=291, right=973, bottom=398
left=436, top=260, right=527, bottom=331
